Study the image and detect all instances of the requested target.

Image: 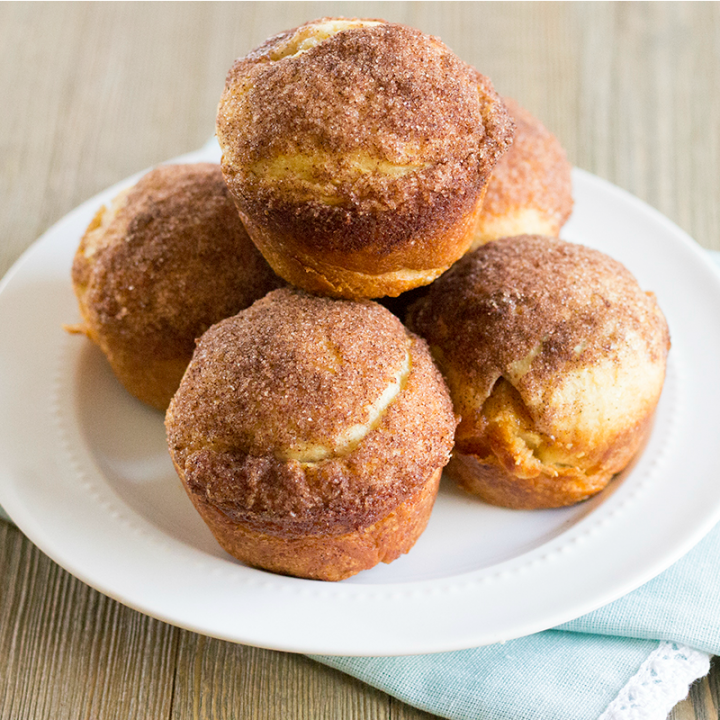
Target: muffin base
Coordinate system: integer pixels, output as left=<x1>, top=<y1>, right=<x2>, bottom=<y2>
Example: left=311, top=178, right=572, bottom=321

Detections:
left=447, top=414, right=654, bottom=510
left=184, top=466, right=442, bottom=581
left=237, top=190, right=486, bottom=300
left=446, top=452, right=610, bottom=509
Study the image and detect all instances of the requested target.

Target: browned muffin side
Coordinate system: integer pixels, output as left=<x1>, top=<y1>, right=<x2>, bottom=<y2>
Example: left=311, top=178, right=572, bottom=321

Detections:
left=407, top=235, right=670, bottom=509
left=166, top=288, right=457, bottom=580
left=217, top=18, right=514, bottom=299
left=472, top=98, right=573, bottom=248
left=70, top=163, right=283, bottom=410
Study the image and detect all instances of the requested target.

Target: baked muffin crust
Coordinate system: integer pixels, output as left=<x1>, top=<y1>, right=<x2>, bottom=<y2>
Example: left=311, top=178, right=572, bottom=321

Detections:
left=166, top=288, right=457, bottom=577
left=70, top=163, right=282, bottom=410
left=472, top=97, right=573, bottom=248
left=407, top=235, right=670, bottom=508
left=217, top=18, right=514, bottom=298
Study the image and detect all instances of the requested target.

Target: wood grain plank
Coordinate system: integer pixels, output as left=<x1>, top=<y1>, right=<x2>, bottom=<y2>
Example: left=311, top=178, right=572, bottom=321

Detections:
left=670, top=694, right=700, bottom=720
left=0, top=522, right=178, bottom=720
left=170, top=631, right=392, bottom=720
left=690, top=675, right=718, bottom=720
left=390, top=697, right=441, bottom=720
left=670, top=674, right=718, bottom=720
left=706, top=656, right=720, bottom=715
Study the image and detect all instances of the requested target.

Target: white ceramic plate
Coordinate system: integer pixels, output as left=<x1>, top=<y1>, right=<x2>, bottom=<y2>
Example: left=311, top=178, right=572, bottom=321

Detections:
left=2, top=143, right=720, bottom=656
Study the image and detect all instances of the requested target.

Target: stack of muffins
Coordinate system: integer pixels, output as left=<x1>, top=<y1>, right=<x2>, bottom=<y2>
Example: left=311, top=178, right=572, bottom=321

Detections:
left=69, top=18, right=670, bottom=581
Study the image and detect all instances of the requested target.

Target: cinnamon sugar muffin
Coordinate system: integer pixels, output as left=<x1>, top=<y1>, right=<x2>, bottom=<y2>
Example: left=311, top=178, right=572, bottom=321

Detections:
left=472, top=98, right=573, bottom=249
left=69, top=163, right=282, bottom=410
left=407, top=235, right=670, bottom=509
left=165, top=288, right=457, bottom=581
left=216, top=18, right=514, bottom=299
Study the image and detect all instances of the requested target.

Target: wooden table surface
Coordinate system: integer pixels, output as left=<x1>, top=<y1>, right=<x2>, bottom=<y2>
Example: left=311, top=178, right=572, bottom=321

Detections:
left=1, top=3, right=719, bottom=718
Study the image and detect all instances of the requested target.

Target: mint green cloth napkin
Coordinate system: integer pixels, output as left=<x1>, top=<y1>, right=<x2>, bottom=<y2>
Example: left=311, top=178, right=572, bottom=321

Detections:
left=2, top=252, right=718, bottom=720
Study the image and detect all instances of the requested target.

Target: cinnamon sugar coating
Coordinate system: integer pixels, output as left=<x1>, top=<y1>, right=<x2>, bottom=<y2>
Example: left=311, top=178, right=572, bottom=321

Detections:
left=472, top=98, right=573, bottom=248
left=70, top=164, right=283, bottom=410
left=216, top=18, right=514, bottom=298
left=407, top=235, right=670, bottom=509
left=166, top=289, right=457, bottom=554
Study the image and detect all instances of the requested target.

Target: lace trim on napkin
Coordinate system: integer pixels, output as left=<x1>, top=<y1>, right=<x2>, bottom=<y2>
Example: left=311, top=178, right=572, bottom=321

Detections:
left=599, top=641, right=710, bottom=720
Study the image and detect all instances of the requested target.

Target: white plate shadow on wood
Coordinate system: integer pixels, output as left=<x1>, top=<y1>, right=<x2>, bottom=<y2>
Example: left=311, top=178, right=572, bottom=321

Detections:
left=1, top=144, right=720, bottom=656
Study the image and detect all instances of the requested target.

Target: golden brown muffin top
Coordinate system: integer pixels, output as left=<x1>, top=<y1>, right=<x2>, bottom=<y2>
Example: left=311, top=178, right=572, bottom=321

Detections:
left=72, top=163, right=282, bottom=362
left=166, top=288, right=457, bottom=537
left=479, top=97, right=573, bottom=229
left=406, top=235, right=671, bottom=411
left=217, top=18, right=514, bottom=218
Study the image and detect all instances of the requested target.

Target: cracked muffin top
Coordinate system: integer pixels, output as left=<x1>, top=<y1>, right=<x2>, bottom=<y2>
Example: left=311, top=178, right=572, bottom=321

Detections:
left=166, top=288, right=457, bottom=536
left=217, top=18, right=513, bottom=218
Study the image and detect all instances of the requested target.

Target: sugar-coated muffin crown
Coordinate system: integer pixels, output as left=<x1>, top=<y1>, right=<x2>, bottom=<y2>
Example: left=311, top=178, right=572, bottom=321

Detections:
left=215, top=18, right=514, bottom=299
left=166, top=288, right=457, bottom=536
left=218, top=18, right=513, bottom=206
left=70, top=163, right=283, bottom=409
left=407, top=235, right=670, bottom=449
